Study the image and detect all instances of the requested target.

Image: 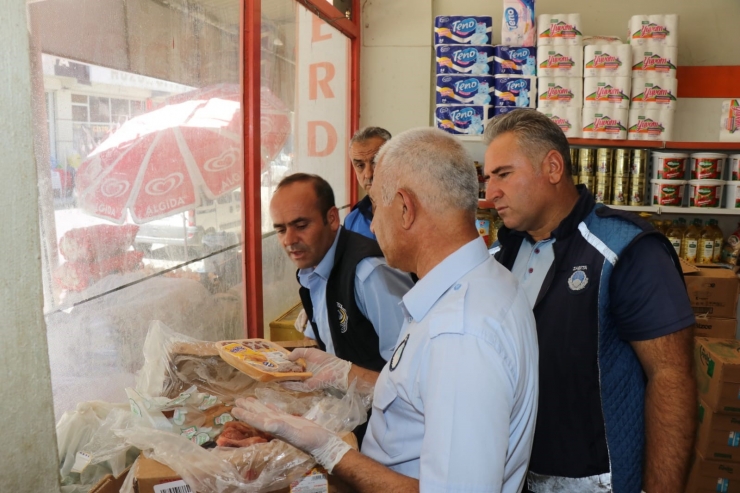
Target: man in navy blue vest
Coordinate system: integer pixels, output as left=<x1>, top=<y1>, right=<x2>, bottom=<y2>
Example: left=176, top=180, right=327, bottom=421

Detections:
left=270, top=173, right=412, bottom=373
left=484, top=110, right=696, bottom=493
left=344, top=126, right=392, bottom=241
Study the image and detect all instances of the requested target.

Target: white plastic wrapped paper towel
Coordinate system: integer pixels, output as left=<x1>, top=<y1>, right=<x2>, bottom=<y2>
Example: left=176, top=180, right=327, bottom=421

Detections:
left=537, top=45, right=584, bottom=78
left=632, top=45, right=678, bottom=79
left=628, top=15, right=679, bottom=46
left=628, top=108, right=675, bottom=141
left=583, top=77, right=631, bottom=110
left=720, top=100, right=740, bottom=142
left=631, top=77, right=678, bottom=110
left=501, top=0, right=536, bottom=47
left=582, top=107, right=629, bottom=140
left=538, top=77, right=583, bottom=108
left=537, top=14, right=583, bottom=46
left=584, top=44, right=632, bottom=77
left=538, top=107, right=582, bottom=138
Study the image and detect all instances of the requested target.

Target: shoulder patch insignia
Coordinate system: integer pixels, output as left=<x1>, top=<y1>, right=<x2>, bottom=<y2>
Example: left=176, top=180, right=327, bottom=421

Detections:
left=567, top=265, right=589, bottom=292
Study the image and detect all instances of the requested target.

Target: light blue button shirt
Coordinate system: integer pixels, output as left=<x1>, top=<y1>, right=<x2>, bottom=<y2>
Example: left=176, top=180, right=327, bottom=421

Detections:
left=298, top=227, right=413, bottom=360
left=511, top=238, right=556, bottom=308
left=362, top=237, right=539, bottom=492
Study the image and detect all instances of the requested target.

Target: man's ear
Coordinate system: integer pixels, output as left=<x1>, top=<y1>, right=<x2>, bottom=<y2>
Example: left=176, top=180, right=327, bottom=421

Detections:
left=327, top=206, right=340, bottom=231
left=397, top=188, right=416, bottom=230
left=544, top=149, right=566, bottom=184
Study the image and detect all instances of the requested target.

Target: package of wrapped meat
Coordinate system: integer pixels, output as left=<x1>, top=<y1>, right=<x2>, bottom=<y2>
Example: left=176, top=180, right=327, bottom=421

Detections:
left=217, top=339, right=312, bottom=382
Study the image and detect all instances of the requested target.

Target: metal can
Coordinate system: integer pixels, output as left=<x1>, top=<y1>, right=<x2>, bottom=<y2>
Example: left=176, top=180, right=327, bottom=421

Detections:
left=629, top=176, right=646, bottom=206
left=596, top=148, right=614, bottom=175
left=579, top=148, right=596, bottom=175
left=570, top=148, right=579, bottom=168
left=631, top=149, right=650, bottom=176
left=594, top=175, right=612, bottom=203
left=579, top=174, right=596, bottom=192
left=572, top=174, right=580, bottom=185
left=613, top=149, right=630, bottom=176
left=611, top=174, right=630, bottom=206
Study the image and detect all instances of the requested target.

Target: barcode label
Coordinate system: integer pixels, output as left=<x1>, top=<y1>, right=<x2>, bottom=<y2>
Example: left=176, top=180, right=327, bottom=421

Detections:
left=153, top=480, right=193, bottom=493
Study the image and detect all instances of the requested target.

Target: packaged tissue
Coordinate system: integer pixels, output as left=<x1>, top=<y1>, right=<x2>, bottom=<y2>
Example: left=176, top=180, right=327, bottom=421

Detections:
left=629, top=15, right=679, bottom=46
left=631, top=46, right=678, bottom=79
left=582, top=107, right=629, bottom=140
left=435, top=16, right=493, bottom=45
left=537, top=46, right=584, bottom=78
left=494, top=107, right=535, bottom=116
left=720, top=100, right=740, bottom=142
left=538, top=108, right=582, bottom=138
left=493, top=46, right=537, bottom=76
left=436, top=75, right=495, bottom=104
left=435, top=105, right=494, bottom=135
left=628, top=108, right=674, bottom=141
left=583, top=77, right=632, bottom=110
left=501, top=0, right=537, bottom=47
left=436, top=45, right=495, bottom=75
left=631, top=78, right=678, bottom=110
left=538, top=77, right=583, bottom=108
left=493, top=76, right=537, bottom=107
left=583, top=36, right=622, bottom=46
left=537, top=14, right=583, bottom=46
left=583, top=44, right=632, bottom=77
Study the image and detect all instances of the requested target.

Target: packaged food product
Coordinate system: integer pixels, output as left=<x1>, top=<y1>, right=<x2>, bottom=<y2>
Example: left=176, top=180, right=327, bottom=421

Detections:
left=631, top=149, right=650, bottom=176
left=217, top=339, right=312, bottom=382
left=729, top=154, right=740, bottom=181
left=578, top=148, right=596, bottom=175
left=651, top=151, right=688, bottom=180
left=698, top=222, right=715, bottom=264
left=665, top=220, right=683, bottom=256
left=688, top=180, right=725, bottom=208
left=613, top=149, right=630, bottom=175
left=476, top=208, right=496, bottom=247
left=690, top=153, right=727, bottom=180
left=707, top=219, right=724, bottom=263
left=596, top=148, right=613, bottom=175
left=725, top=181, right=740, bottom=209
left=611, top=174, right=630, bottom=205
left=650, top=179, right=686, bottom=206
left=682, top=220, right=701, bottom=263
left=629, top=176, right=646, bottom=206
left=594, top=175, right=611, bottom=203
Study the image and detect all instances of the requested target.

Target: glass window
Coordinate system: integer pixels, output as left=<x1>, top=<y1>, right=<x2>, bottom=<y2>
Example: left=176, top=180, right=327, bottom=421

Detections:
left=88, top=96, right=110, bottom=122
left=71, top=104, right=88, bottom=122
left=260, top=1, right=351, bottom=335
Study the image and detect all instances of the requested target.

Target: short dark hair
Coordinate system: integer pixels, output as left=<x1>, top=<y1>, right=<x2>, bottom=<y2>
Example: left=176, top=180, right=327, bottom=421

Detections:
left=276, top=173, right=336, bottom=219
left=483, top=110, right=572, bottom=176
left=349, top=126, right=392, bottom=148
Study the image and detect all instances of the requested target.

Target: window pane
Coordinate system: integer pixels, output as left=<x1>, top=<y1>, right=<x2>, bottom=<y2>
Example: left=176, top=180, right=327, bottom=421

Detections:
left=260, top=1, right=350, bottom=334
left=29, top=0, right=244, bottom=424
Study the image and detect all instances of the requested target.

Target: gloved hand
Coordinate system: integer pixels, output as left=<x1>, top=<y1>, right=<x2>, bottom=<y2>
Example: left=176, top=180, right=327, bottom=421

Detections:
left=232, top=397, right=352, bottom=473
left=282, top=348, right=351, bottom=393
left=294, top=308, right=308, bottom=333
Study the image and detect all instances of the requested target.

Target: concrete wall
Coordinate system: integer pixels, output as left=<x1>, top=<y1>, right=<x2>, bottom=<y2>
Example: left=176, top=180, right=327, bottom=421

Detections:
left=359, top=0, right=740, bottom=142
left=0, top=0, right=62, bottom=490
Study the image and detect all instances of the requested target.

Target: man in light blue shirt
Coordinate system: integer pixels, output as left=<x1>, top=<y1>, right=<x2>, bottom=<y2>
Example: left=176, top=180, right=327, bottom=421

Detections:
left=235, top=128, right=539, bottom=493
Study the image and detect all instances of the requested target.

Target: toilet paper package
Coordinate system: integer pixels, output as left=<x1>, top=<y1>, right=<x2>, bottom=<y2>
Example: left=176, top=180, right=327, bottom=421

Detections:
left=630, top=77, right=678, bottom=110
left=628, top=108, right=674, bottom=141
left=493, top=76, right=537, bottom=107
left=537, top=46, right=584, bottom=77
left=583, top=44, right=632, bottom=77
left=582, top=107, right=629, bottom=140
left=436, top=45, right=495, bottom=75
left=537, top=107, right=582, bottom=138
left=584, top=36, right=622, bottom=46
left=538, top=77, right=583, bottom=108
left=628, top=15, right=679, bottom=46
left=537, top=14, right=583, bottom=46
left=493, top=46, right=537, bottom=76
left=494, top=106, right=535, bottom=116
left=434, top=16, right=493, bottom=45
left=435, top=105, right=494, bottom=135
left=719, top=100, right=740, bottom=142
left=501, top=0, right=537, bottom=47
left=436, top=75, right=495, bottom=104
left=583, top=77, right=631, bottom=110
left=632, top=45, right=678, bottom=79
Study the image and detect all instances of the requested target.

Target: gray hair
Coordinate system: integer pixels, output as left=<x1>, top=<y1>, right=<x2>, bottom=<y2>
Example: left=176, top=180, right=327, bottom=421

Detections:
left=374, top=128, right=478, bottom=215
left=483, top=110, right=572, bottom=176
left=349, top=126, right=392, bottom=148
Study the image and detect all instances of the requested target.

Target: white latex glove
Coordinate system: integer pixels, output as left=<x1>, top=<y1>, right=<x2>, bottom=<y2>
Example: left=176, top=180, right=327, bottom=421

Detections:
left=281, top=348, right=351, bottom=393
left=294, top=308, right=308, bottom=333
left=232, top=397, right=351, bottom=473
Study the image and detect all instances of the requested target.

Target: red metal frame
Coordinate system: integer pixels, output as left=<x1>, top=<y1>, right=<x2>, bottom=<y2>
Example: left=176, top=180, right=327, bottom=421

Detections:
left=242, top=0, right=360, bottom=338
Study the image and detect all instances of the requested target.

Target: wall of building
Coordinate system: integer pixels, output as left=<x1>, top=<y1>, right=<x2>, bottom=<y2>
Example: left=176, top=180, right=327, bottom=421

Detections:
left=0, top=0, right=62, bottom=490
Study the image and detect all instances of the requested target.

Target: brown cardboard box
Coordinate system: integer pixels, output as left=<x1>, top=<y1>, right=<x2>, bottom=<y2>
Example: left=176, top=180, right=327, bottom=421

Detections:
left=135, top=455, right=182, bottom=493
left=686, top=449, right=740, bottom=493
left=695, top=338, right=740, bottom=413
left=685, top=268, right=740, bottom=319
left=269, top=303, right=306, bottom=342
left=695, top=318, right=738, bottom=340
left=698, top=398, right=740, bottom=461
left=89, top=466, right=131, bottom=493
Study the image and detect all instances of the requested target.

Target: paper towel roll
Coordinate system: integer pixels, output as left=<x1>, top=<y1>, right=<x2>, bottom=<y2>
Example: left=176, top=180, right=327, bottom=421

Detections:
left=501, top=0, right=536, bottom=47
left=434, top=16, right=494, bottom=45
left=493, top=46, right=537, bottom=76
left=537, top=14, right=583, bottom=46
left=632, top=45, right=678, bottom=79
left=628, top=14, right=679, bottom=47
left=582, top=107, right=629, bottom=140
left=631, top=77, right=678, bottom=110
left=538, top=77, right=583, bottom=108
left=435, top=105, right=494, bottom=135
left=538, top=107, right=582, bottom=138
left=719, top=100, right=740, bottom=143
left=583, top=77, right=631, bottom=110
left=493, top=76, right=537, bottom=107
left=583, top=44, right=632, bottom=77
left=537, top=45, right=584, bottom=77
left=436, top=75, right=495, bottom=104
left=628, top=108, right=674, bottom=141
left=436, top=45, right=495, bottom=75
left=584, top=36, right=623, bottom=46
left=495, top=106, right=536, bottom=116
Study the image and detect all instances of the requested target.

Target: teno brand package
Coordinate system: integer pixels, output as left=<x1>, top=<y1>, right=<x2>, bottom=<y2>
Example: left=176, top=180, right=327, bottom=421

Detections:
left=436, top=45, right=495, bottom=75
left=436, top=75, right=495, bottom=104
left=435, top=105, right=494, bottom=135
left=493, top=76, right=536, bottom=107
left=435, top=16, right=493, bottom=45
left=493, top=46, right=537, bottom=76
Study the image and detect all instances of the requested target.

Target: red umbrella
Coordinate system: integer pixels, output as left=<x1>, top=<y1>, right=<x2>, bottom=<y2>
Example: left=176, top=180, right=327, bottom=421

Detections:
left=76, top=84, right=291, bottom=224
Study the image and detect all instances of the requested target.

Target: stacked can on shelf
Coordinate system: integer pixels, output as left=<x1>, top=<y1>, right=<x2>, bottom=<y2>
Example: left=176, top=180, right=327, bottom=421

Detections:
left=611, top=149, right=631, bottom=205
left=577, top=148, right=595, bottom=194
left=575, top=146, right=649, bottom=205
left=650, top=151, right=688, bottom=206
left=630, top=149, right=649, bottom=205
left=594, top=148, right=613, bottom=203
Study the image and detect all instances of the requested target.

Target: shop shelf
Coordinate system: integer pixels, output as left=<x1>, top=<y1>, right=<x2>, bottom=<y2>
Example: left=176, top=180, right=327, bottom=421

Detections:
left=478, top=199, right=495, bottom=209
left=663, top=142, right=740, bottom=151
left=568, top=139, right=663, bottom=149
left=609, top=205, right=740, bottom=215
left=458, top=135, right=740, bottom=151
left=608, top=205, right=659, bottom=213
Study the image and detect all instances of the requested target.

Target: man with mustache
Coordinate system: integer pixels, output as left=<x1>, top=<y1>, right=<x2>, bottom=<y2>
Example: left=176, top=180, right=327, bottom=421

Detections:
left=271, top=173, right=413, bottom=375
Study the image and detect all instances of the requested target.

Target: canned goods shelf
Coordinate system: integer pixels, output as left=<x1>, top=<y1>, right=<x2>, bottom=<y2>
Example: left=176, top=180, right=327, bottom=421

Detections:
left=456, top=135, right=740, bottom=151
left=610, top=205, right=740, bottom=215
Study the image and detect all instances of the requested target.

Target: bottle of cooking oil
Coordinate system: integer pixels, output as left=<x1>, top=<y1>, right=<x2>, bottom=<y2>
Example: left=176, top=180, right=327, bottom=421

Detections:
left=698, top=220, right=715, bottom=264
left=708, top=219, right=724, bottom=263
left=665, top=220, right=683, bottom=257
left=682, top=219, right=701, bottom=263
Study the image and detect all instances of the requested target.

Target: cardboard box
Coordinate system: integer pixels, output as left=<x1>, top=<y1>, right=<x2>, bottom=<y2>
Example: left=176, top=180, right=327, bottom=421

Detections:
left=695, top=318, right=738, bottom=340
left=269, top=303, right=306, bottom=342
left=698, top=398, right=740, bottom=461
left=686, top=449, right=740, bottom=493
left=685, top=268, right=740, bottom=319
left=89, top=466, right=131, bottom=493
left=135, top=455, right=182, bottom=493
left=695, top=338, right=740, bottom=413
